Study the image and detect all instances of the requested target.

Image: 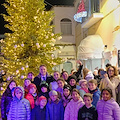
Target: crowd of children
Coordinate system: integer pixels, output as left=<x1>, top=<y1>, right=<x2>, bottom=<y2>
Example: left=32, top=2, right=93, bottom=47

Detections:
left=1, top=62, right=120, bottom=120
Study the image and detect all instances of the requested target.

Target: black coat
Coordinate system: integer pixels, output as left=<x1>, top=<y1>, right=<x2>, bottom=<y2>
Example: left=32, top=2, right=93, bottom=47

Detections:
left=38, top=91, right=49, bottom=100
left=1, top=88, right=13, bottom=120
left=78, top=105, right=98, bottom=120
left=33, top=73, right=54, bottom=93
left=31, top=105, right=46, bottom=120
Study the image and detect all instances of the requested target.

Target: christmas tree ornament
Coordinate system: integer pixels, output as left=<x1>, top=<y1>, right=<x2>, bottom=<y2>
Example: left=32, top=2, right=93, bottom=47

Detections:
left=14, top=45, right=17, bottom=48
left=21, top=67, right=24, bottom=70
left=26, top=64, right=29, bottom=68
left=7, top=76, right=10, bottom=81
left=21, top=44, right=24, bottom=47
left=51, top=54, right=54, bottom=58
left=58, top=51, right=61, bottom=53
left=36, top=43, right=39, bottom=46
left=57, top=36, right=62, bottom=40
left=43, top=44, right=46, bottom=47
left=21, top=75, right=24, bottom=79
left=51, top=33, right=54, bottom=36
left=16, top=70, right=19, bottom=73
left=46, top=36, right=48, bottom=39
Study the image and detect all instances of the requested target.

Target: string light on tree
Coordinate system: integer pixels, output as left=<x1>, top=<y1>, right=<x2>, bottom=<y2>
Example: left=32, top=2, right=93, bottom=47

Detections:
left=43, top=44, right=46, bottom=47
left=16, top=70, right=19, bottom=74
left=57, top=36, right=62, bottom=40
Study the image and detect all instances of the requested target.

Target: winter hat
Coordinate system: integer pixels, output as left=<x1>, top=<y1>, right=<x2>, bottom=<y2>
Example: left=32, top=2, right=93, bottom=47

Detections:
left=67, top=75, right=77, bottom=83
left=49, top=90, right=58, bottom=97
left=14, top=86, right=24, bottom=97
left=63, top=85, right=71, bottom=91
left=79, top=79, right=87, bottom=86
left=27, top=83, right=37, bottom=92
left=24, top=78, right=32, bottom=82
left=39, top=96, right=47, bottom=103
left=40, top=81, right=48, bottom=88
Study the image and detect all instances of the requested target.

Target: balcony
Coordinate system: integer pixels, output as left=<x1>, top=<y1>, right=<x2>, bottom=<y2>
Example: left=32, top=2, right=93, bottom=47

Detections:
left=81, top=0, right=104, bottom=28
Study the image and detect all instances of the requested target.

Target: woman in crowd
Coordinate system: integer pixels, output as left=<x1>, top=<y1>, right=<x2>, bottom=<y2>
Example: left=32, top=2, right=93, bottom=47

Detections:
left=83, top=68, right=94, bottom=81
left=61, top=60, right=83, bottom=83
left=49, top=71, right=60, bottom=91
left=99, top=65, right=120, bottom=101
left=1, top=80, right=17, bottom=120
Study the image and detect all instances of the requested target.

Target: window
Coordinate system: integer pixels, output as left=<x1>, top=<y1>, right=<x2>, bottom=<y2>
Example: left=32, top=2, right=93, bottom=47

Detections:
left=91, top=0, right=100, bottom=13
left=60, top=18, right=72, bottom=35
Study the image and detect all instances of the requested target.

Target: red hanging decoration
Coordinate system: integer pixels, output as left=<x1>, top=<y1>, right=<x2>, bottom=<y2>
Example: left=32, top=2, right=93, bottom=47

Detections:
left=77, top=0, right=86, bottom=13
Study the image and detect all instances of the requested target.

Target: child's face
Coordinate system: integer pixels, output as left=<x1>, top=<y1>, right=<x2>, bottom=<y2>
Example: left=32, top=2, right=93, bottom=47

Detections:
left=69, top=79, right=76, bottom=86
left=102, top=90, right=111, bottom=101
left=50, top=95, right=57, bottom=102
left=40, top=99, right=47, bottom=108
left=54, top=72, right=60, bottom=80
left=72, top=91, right=80, bottom=102
left=63, top=89, right=70, bottom=97
left=88, top=83, right=97, bottom=91
left=29, top=87, right=36, bottom=94
left=84, top=97, right=92, bottom=107
left=81, top=82, right=87, bottom=89
left=27, top=73, right=34, bottom=80
left=62, top=72, right=68, bottom=80
left=15, top=90, right=22, bottom=100
left=24, top=80, right=31, bottom=87
left=41, top=87, right=47, bottom=93
left=57, top=80, right=64, bottom=88
left=9, top=82, right=16, bottom=90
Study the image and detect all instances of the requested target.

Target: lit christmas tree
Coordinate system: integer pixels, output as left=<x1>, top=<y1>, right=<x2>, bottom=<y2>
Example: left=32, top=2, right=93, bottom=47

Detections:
left=1, top=0, right=62, bottom=83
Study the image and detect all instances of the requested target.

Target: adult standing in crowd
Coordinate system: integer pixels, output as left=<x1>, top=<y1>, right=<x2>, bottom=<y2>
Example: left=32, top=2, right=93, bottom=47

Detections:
left=33, top=65, right=54, bottom=93
left=1, top=80, right=17, bottom=120
left=61, top=60, right=83, bottom=83
left=99, top=65, right=120, bottom=101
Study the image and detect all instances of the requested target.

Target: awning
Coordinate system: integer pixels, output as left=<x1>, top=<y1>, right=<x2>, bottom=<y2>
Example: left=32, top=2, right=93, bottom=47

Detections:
left=77, top=35, right=104, bottom=59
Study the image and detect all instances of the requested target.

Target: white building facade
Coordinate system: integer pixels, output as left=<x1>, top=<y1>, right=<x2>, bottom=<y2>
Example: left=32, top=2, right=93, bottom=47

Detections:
left=51, top=6, right=77, bottom=74
left=74, top=0, right=120, bottom=71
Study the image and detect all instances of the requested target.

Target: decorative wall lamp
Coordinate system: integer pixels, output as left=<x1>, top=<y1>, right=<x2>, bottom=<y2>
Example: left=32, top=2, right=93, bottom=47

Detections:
left=113, top=26, right=120, bottom=32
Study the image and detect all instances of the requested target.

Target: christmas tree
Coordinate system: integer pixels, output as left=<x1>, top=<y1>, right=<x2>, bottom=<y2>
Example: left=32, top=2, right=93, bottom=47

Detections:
left=1, top=0, right=62, bottom=83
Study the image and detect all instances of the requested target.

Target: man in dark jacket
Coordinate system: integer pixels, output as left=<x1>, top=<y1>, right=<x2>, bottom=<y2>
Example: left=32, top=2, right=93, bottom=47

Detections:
left=33, top=65, right=54, bottom=93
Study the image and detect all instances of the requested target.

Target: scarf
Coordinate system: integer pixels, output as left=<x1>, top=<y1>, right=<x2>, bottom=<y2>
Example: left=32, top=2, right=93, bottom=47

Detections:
left=88, top=88, right=98, bottom=94
left=80, top=88, right=89, bottom=93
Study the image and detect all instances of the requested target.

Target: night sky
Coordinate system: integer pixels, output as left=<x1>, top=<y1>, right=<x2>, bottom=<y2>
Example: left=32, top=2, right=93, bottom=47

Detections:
left=45, top=0, right=74, bottom=10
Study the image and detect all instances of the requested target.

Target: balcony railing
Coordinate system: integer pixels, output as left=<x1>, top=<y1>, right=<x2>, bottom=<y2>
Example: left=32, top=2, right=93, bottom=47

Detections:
left=82, top=0, right=100, bottom=23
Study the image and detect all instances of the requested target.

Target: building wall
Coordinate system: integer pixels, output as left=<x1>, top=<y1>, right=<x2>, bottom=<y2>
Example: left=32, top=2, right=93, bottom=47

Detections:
left=51, top=6, right=77, bottom=72
left=87, top=0, right=120, bottom=51
left=75, top=0, right=120, bottom=69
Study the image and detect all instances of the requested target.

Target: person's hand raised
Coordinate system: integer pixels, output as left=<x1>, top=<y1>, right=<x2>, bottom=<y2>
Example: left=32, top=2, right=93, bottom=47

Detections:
left=76, top=60, right=82, bottom=65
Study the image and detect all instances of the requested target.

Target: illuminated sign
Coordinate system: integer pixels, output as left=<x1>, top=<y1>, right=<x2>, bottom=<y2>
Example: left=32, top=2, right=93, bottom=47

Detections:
left=74, top=0, right=87, bottom=22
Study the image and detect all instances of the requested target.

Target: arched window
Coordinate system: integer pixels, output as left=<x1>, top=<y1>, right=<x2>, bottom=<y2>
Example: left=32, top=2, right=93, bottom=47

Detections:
left=60, top=18, right=72, bottom=35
